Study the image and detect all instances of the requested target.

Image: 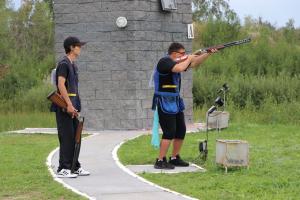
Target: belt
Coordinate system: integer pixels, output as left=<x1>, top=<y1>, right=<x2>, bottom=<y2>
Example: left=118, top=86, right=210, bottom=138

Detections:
left=68, top=93, right=77, bottom=97
left=162, top=85, right=177, bottom=88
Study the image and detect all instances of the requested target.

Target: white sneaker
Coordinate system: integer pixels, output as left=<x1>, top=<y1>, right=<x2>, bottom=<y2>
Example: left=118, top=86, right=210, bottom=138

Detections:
left=74, top=167, right=90, bottom=176
left=57, top=169, right=78, bottom=178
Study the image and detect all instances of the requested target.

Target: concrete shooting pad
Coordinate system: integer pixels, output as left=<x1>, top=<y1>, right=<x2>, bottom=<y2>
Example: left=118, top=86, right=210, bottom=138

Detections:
left=126, top=164, right=206, bottom=174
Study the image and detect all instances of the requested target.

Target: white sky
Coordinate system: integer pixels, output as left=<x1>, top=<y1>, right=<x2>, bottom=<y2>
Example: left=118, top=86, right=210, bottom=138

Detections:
left=12, top=0, right=300, bottom=28
left=11, top=0, right=21, bottom=9
left=229, top=0, right=300, bottom=28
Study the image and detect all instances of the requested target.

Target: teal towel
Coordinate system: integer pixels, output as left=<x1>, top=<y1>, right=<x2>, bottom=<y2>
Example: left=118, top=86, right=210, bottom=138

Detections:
left=151, top=107, right=160, bottom=149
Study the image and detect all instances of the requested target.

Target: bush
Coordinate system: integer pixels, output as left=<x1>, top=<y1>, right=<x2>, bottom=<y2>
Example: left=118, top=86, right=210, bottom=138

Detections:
left=193, top=74, right=300, bottom=108
left=0, top=83, right=54, bottom=113
left=0, top=1, right=54, bottom=102
left=192, top=19, right=300, bottom=124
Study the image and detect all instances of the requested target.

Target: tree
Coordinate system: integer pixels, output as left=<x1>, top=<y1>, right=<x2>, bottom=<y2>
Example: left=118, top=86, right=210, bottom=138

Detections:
left=192, top=0, right=239, bottom=24
left=282, top=19, right=297, bottom=44
left=0, top=0, right=12, bottom=63
left=0, top=0, right=54, bottom=99
left=43, top=0, right=53, bottom=13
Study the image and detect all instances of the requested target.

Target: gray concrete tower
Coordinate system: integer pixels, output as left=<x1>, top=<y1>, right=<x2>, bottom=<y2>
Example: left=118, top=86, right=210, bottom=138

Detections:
left=53, top=0, right=193, bottom=130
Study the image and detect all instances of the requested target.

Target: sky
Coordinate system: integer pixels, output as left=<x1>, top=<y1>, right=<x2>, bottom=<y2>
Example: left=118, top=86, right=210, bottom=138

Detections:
left=12, top=0, right=300, bottom=28
left=10, top=0, right=21, bottom=9
left=229, top=0, right=300, bottom=28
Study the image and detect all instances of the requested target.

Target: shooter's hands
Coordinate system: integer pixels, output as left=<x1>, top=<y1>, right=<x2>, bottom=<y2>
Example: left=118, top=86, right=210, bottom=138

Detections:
left=67, top=103, right=78, bottom=118
left=190, top=48, right=218, bottom=68
left=207, top=48, right=218, bottom=54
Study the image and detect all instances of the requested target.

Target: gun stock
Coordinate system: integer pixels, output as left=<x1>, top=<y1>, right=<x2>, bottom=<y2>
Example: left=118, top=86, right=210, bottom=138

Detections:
left=47, top=91, right=68, bottom=109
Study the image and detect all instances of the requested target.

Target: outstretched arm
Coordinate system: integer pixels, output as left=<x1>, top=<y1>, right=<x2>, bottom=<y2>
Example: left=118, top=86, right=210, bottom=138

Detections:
left=190, top=49, right=218, bottom=69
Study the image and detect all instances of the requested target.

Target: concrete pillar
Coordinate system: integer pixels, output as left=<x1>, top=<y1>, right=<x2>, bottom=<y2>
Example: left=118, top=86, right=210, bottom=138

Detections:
left=53, top=0, right=193, bottom=130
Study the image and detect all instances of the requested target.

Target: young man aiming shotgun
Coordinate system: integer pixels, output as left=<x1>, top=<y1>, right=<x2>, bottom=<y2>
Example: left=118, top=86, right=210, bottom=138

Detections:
left=151, top=43, right=217, bottom=169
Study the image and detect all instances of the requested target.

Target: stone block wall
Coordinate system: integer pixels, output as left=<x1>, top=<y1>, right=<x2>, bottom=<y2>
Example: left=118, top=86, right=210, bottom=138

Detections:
left=53, top=0, right=193, bottom=130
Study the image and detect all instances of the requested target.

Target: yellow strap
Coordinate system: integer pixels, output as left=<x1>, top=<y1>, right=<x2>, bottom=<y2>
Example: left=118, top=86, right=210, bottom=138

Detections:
left=162, top=85, right=177, bottom=88
left=68, top=93, right=77, bottom=97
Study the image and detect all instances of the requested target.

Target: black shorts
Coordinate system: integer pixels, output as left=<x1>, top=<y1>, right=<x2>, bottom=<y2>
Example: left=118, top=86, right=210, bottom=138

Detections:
left=158, top=106, right=186, bottom=140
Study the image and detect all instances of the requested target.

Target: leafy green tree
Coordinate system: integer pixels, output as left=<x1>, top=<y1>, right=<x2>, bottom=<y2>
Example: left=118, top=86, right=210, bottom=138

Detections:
left=192, top=0, right=241, bottom=49
left=192, top=0, right=239, bottom=24
left=282, top=19, right=297, bottom=43
left=0, top=0, right=54, bottom=101
left=0, top=1, right=12, bottom=63
left=43, top=0, right=53, bottom=13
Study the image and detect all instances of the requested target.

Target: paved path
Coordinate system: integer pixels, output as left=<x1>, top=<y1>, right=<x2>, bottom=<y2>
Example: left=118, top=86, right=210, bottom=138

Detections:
left=12, top=124, right=206, bottom=200
left=50, top=131, right=198, bottom=200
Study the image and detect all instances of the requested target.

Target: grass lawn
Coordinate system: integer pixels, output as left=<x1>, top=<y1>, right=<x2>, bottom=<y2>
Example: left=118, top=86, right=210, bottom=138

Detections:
left=0, top=112, right=55, bottom=133
left=118, top=123, right=300, bottom=200
left=0, top=133, right=84, bottom=199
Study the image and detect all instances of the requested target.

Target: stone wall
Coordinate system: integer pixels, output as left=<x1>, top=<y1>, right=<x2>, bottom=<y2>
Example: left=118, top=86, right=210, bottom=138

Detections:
left=53, top=0, right=193, bottom=130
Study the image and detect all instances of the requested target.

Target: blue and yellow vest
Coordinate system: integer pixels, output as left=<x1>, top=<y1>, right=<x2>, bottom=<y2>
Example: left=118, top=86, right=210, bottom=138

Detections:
left=152, top=58, right=185, bottom=114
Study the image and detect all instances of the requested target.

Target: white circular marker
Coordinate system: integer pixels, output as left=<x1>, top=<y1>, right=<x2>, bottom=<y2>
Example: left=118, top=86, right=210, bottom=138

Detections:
left=116, top=17, right=128, bottom=28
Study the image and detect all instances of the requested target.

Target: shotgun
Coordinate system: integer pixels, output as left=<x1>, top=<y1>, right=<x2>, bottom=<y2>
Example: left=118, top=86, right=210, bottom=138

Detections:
left=194, top=37, right=251, bottom=55
left=47, top=91, right=84, bottom=173
left=47, top=91, right=68, bottom=111
left=71, top=116, right=84, bottom=173
left=175, top=38, right=252, bottom=63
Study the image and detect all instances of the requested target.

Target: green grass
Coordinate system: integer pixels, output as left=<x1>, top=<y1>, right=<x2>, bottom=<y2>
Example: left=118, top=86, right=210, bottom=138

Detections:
left=0, top=112, right=55, bottom=132
left=0, top=133, right=85, bottom=200
left=118, top=123, right=300, bottom=200
left=1, top=112, right=299, bottom=199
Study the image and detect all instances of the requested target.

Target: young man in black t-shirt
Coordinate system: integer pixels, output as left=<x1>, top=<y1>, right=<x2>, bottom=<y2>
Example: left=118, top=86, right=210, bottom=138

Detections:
left=52, top=37, right=90, bottom=178
left=153, top=43, right=217, bottom=169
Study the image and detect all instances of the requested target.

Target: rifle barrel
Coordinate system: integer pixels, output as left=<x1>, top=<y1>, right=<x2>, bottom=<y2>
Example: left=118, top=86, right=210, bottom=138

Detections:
left=197, top=37, right=251, bottom=54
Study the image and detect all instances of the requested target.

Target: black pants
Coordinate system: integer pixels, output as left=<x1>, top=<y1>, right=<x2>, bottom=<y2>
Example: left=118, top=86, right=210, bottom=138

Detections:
left=55, top=109, right=81, bottom=172
left=158, top=106, right=186, bottom=140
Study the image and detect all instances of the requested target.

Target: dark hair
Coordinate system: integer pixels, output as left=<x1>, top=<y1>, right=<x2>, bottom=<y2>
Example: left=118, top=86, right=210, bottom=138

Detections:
left=64, top=46, right=72, bottom=54
left=63, top=36, right=86, bottom=54
left=168, top=42, right=185, bottom=55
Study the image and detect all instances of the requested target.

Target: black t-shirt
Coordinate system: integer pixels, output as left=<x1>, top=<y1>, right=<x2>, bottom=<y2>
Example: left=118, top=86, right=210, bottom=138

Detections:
left=56, top=58, right=73, bottom=90
left=56, top=62, right=69, bottom=82
left=156, top=57, right=179, bottom=93
left=50, top=60, right=70, bottom=112
left=157, top=57, right=177, bottom=74
left=55, top=58, right=81, bottom=111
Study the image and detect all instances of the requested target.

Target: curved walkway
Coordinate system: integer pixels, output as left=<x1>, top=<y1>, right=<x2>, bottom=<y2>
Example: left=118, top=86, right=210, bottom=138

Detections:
left=49, top=130, right=199, bottom=200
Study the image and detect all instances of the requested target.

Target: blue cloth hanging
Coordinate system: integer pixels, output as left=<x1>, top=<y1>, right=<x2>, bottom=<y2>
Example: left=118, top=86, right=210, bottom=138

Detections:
left=151, top=106, right=160, bottom=149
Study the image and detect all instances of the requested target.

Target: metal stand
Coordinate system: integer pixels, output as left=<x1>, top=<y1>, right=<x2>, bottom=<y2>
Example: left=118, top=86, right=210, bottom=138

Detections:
left=223, top=90, right=226, bottom=110
left=192, top=112, right=209, bottom=164
left=216, top=114, right=220, bottom=134
left=194, top=91, right=226, bottom=164
left=195, top=111, right=221, bottom=163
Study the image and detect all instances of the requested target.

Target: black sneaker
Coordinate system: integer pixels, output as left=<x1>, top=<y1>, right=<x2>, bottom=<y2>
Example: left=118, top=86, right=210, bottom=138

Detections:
left=169, top=155, right=189, bottom=167
left=154, top=157, right=175, bottom=169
